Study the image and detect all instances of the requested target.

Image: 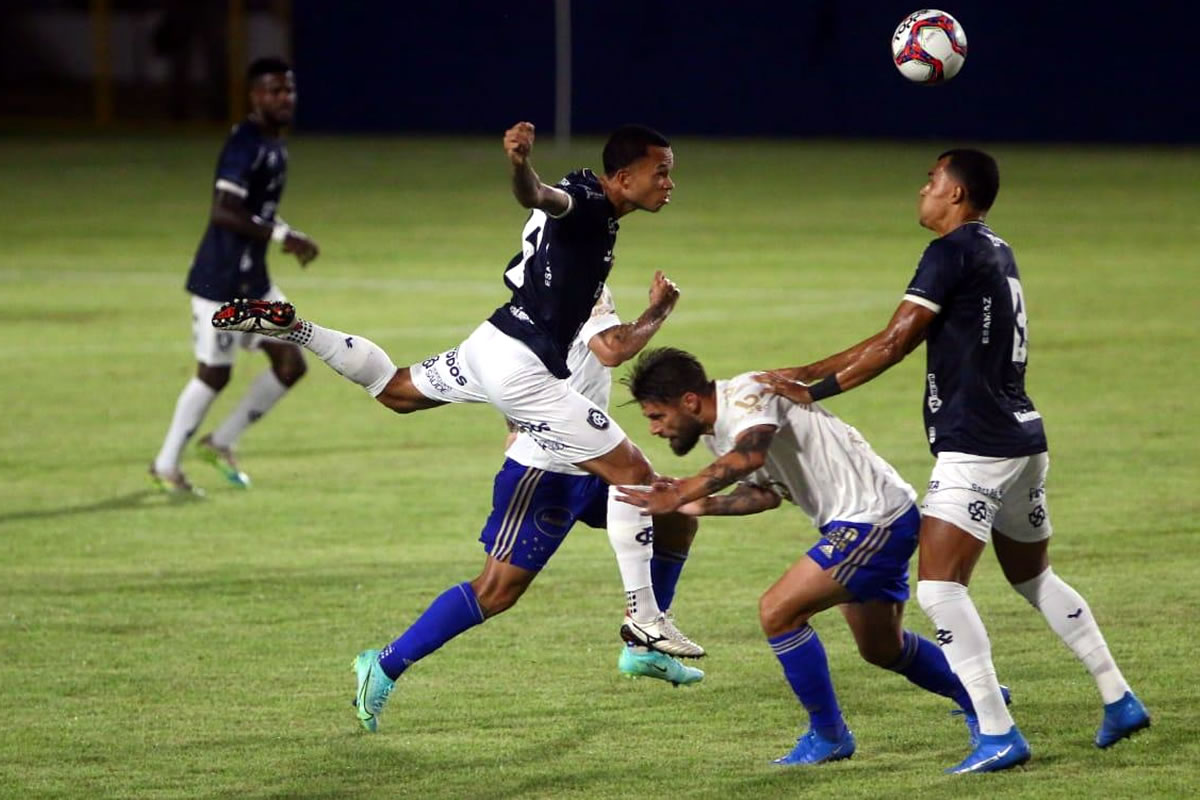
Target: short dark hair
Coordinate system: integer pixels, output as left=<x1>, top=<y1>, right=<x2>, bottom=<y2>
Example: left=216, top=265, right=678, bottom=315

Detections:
left=247, top=56, right=291, bottom=83
left=938, top=148, right=999, bottom=211
left=622, top=347, right=710, bottom=404
left=602, top=124, right=670, bottom=176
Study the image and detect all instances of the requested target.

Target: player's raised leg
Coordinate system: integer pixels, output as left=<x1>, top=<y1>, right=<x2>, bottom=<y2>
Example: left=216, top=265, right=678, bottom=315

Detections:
left=994, top=531, right=1149, bottom=748
left=758, top=556, right=857, bottom=766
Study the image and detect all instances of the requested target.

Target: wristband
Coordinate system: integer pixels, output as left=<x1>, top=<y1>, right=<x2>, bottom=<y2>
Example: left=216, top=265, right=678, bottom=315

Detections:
left=807, top=374, right=843, bottom=401
left=271, top=222, right=291, bottom=243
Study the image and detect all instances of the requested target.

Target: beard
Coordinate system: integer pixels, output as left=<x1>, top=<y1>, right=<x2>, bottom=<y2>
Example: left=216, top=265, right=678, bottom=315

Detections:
left=668, top=421, right=703, bottom=456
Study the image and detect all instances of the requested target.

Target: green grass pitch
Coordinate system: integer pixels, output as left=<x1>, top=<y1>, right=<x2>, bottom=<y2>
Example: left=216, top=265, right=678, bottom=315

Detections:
left=0, top=134, right=1197, bottom=799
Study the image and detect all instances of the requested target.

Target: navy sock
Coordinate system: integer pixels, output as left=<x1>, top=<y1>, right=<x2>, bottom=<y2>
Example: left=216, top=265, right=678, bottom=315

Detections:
left=378, top=582, right=485, bottom=680
left=886, top=629, right=973, bottom=713
left=768, top=625, right=847, bottom=740
left=650, top=547, right=688, bottom=611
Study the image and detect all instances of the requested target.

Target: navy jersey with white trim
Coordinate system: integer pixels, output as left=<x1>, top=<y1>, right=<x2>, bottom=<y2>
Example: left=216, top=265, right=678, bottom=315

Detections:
left=904, top=222, right=1047, bottom=457
left=487, top=169, right=618, bottom=379
left=185, top=121, right=287, bottom=301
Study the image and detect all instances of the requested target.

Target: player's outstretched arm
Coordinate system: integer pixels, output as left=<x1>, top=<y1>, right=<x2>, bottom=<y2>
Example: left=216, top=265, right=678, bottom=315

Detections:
left=618, top=425, right=777, bottom=515
left=758, top=300, right=936, bottom=405
left=588, top=271, right=680, bottom=367
left=210, top=190, right=319, bottom=266
left=504, top=121, right=571, bottom=217
left=677, top=483, right=782, bottom=517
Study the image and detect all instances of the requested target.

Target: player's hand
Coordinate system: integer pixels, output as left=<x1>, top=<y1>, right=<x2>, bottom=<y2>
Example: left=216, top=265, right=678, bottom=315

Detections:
left=284, top=230, right=319, bottom=267
left=616, top=483, right=684, bottom=516
left=754, top=371, right=814, bottom=405
left=504, top=121, right=536, bottom=167
left=647, top=270, right=680, bottom=316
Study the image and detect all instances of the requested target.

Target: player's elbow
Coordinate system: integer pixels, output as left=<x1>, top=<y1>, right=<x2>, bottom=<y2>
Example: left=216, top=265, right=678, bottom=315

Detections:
left=593, top=347, right=627, bottom=368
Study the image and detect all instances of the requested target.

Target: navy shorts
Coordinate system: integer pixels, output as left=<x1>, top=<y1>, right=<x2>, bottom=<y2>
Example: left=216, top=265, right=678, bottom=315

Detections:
left=806, top=504, right=920, bottom=604
left=478, top=459, right=609, bottom=571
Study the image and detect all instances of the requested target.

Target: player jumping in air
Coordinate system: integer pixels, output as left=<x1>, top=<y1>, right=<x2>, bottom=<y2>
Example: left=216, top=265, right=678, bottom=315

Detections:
left=756, top=149, right=1149, bottom=773
left=619, top=348, right=988, bottom=766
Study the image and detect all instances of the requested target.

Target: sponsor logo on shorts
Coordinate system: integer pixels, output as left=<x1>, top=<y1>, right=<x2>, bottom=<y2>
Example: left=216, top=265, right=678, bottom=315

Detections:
left=534, top=507, right=573, bottom=537
left=967, top=500, right=992, bottom=523
left=587, top=408, right=610, bottom=430
left=1028, top=505, right=1046, bottom=527
left=424, top=366, right=452, bottom=396
left=1029, top=485, right=1045, bottom=502
left=442, top=347, right=468, bottom=387
left=823, top=526, right=861, bottom=553
left=970, top=482, right=1003, bottom=500
left=927, top=479, right=940, bottom=492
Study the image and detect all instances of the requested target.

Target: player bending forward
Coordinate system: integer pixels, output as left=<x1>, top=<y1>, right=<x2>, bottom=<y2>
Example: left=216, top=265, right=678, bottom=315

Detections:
left=358, top=276, right=705, bottom=730
left=619, top=348, right=985, bottom=766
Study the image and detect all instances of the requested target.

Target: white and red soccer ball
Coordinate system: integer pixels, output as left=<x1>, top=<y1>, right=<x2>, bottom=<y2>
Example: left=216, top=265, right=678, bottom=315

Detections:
left=892, top=9, right=968, bottom=85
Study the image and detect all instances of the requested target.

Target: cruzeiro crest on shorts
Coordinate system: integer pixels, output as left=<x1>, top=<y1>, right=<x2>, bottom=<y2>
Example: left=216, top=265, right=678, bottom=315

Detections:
left=587, top=408, right=610, bottom=430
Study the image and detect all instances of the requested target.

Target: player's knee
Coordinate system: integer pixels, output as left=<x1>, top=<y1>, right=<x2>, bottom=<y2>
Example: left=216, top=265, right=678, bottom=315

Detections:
left=759, top=591, right=808, bottom=638
left=471, top=575, right=530, bottom=618
left=196, top=364, right=231, bottom=391
left=273, top=357, right=307, bottom=386
left=856, top=635, right=902, bottom=668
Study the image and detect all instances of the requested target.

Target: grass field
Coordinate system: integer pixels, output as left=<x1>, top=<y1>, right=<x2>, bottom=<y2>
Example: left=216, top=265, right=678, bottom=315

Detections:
left=1, top=134, right=1197, bottom=799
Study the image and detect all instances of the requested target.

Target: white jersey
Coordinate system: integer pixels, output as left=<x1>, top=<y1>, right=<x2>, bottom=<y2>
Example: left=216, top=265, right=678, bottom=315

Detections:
left=504, top=286, right=621, bottom=476
left=705, top=373, right=917, bottom=528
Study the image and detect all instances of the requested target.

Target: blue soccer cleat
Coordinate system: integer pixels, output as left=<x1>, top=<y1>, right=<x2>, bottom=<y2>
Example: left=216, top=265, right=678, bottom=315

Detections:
left=771, top=727, right=856, bottom=766
left=196, top=435, right=251, bottom=489
left=618, top=646, right=704, bottom=687
left=945, top=726, right=1031, bottom=774
left=954, top=684, right=1013, bottom=748
left=1095, top=691, right=1150, bottom=748
left=351, top=649, right=394, bottom=732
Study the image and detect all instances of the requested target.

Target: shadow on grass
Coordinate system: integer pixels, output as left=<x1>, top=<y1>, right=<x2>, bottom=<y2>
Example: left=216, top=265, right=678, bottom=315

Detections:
left=0, top=488, right=202, bottom=526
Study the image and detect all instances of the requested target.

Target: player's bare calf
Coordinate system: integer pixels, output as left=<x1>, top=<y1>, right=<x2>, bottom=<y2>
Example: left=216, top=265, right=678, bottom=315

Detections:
left=212, top=298, right=296, bottom=335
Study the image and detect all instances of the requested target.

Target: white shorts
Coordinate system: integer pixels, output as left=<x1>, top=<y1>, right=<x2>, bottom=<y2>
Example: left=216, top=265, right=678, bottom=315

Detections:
left=921, top=451, right=1053, bottom=544
left=190, top=286, right=295, bottom=367
left=409, top=321, right=626, bottom=465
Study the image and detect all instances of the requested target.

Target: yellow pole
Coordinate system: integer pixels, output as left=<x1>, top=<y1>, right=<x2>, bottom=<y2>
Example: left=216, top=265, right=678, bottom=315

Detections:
left=228, top=0, right=248, bottom=123
left=90, top=0, right=113, bottom=126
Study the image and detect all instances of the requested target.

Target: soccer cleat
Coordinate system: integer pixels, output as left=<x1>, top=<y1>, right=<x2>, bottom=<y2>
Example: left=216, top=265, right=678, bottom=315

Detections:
left=618, top=646, right=704, bottom=687
left=620, top=612, right=706, bottom=659
left=945, top=726, right=1031, bottom=774
left=147, top=464, right=204, bottom=497
left=196, top=435, right=250, bottom=489
left=1095, top=691, right=1150, bottom=748
left=211, top=298, right=296, bottom=336
left=351, top=649, right=394, bottom=733
left=954, top=684, right=1013, bottom=748
left=772, top=727, right=857, bottom=766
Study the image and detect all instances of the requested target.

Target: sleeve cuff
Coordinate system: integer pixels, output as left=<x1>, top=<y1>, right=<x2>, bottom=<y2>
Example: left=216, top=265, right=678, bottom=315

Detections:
left=215, top=179, right=248, bottom=198
left=902, top=293, right=941, bottom=314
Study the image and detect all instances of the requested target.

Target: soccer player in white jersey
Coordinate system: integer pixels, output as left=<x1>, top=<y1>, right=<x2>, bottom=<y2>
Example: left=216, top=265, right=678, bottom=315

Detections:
left=149, top=57, right=319, bottom=495
left=619, top=348, right=984, bottom=766
left=212, top=122, right=705, bottom=718
left=757, top=149, right=1148, bottom=773
left=342, top=277, right=703, bottom=731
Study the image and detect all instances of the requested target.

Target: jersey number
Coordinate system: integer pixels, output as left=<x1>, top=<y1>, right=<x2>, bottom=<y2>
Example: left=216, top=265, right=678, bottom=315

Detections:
left=504, top=211, right=548, bottom=289
left=1006, top=277, right=1028, bottom=365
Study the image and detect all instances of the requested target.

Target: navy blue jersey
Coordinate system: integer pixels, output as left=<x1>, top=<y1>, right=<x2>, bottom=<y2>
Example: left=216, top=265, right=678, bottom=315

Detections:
left=487, top=169, right=617, bottom=379
left=185, top=121, right=288, bottom=301
left=904, top=221, right=1047, bottom=457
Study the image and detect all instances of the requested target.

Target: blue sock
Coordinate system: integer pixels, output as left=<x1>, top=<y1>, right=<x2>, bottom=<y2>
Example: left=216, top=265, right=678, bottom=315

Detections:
left=768, top=625, right=847, bottom=741
left=886, top=629, right=973, bottom=713
left=378, top=582, right=485, bottom=680
left=650, top=547, right=688, bottom=611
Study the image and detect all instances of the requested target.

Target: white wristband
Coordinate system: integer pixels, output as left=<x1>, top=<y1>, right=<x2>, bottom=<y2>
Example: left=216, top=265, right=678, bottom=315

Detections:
left=271, top=222, right=291, bottom=243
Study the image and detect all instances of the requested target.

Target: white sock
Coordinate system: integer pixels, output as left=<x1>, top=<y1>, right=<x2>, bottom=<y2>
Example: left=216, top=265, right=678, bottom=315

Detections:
left=154, top=377, right=217, bottom=473
left=209, top=370, right=289, bottom=449
left=607, top=485, right=660, bottom=624
left=917, top=580, right=1015, bottom=736
left=284, top=320, right=396, bottom=397
left=1012, top=567, right=1131, bottom=704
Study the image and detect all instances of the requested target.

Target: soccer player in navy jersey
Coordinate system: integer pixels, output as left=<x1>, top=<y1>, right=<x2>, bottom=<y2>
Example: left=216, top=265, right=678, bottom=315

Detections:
left=213, top=122, right=707, bottom=720
left=757, top=149, right=1149, bottom=773
left=149, top=57, right=319, bottom=495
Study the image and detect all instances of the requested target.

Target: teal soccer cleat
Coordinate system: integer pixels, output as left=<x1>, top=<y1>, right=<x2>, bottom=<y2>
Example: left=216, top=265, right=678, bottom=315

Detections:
left=772, top=727, right=857, bottom=766
left=1095, top=691, right=1150, bottom=748
left=618, top=646, right=704, bottom=687
left=946, top=726, right=1031, bottom=774
left=196, top=435, right=250, bottom=489
left=351, top=649, right=395, bottom=732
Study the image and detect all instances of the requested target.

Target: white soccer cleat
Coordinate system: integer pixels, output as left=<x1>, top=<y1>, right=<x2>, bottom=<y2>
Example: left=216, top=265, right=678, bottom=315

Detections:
left=620, top=612, right=706, bottom=659
left=211, top=298, right=296, bottom=336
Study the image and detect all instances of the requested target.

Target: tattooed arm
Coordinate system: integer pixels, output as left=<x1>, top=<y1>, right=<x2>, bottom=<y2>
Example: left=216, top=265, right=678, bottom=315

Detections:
left=617, top=425, right=777, bottom=515
left=677, top=483, right=782, bottom=517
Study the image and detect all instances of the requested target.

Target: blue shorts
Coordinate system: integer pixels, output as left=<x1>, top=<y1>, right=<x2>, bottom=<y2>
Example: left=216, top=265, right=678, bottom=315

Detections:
left=478, top=459, right=609, bottom=572
left=806, top=504, right=920, bottom=604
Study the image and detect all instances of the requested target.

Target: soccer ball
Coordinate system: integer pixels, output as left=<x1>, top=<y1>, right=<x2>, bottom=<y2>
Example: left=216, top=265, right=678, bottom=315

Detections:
left=891, top=9, right=968, bottom=85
